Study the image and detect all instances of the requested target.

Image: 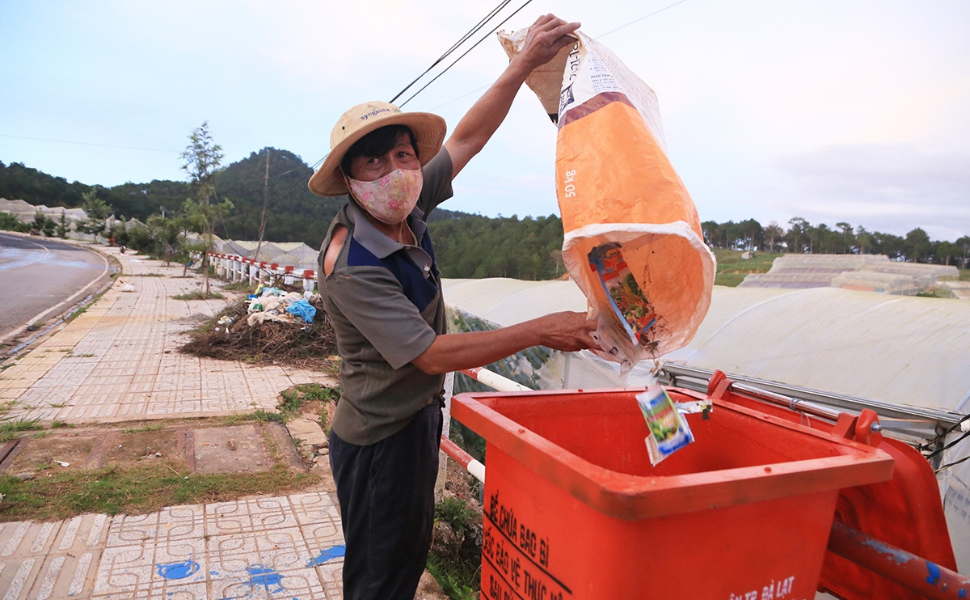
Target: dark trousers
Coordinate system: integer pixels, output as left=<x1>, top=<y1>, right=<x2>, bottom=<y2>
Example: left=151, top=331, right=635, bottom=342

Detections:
left=329, top=402, right=443, bottom=600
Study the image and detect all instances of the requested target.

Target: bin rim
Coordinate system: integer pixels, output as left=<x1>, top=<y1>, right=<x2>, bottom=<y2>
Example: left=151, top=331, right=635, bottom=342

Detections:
left=451, top=387, right=895, bottom=521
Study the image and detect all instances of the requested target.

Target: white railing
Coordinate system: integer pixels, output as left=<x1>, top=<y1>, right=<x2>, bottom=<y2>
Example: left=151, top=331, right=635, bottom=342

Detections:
left=206, top=253, right=318, bottom=293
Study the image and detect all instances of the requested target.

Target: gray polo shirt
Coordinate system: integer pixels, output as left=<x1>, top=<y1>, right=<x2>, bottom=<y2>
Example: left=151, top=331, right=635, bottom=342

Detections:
left=319, top=148, right=454, bottom=445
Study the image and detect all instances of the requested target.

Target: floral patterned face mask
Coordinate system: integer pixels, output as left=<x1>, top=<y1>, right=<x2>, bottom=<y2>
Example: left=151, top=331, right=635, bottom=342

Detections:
left=346, top=168, right=424, bottom=225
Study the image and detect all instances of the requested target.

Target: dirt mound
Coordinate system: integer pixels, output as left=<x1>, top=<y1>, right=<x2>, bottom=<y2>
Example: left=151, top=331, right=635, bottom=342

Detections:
left=179, top=295, right=338, bottom=372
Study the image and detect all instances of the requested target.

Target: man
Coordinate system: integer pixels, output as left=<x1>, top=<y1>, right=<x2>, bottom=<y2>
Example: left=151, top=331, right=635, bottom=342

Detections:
left=308, top=14, right=595, bottom=600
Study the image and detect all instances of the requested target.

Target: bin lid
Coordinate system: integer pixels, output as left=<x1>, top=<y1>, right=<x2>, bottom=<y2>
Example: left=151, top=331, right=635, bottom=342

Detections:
left=701, top=371, right=957, bottom=600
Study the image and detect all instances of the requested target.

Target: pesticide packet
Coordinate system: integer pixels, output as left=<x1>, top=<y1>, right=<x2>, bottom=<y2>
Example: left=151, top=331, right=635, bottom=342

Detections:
left=636, top=381, right=694, bottom=466
left=499, top=29, right=716, bottom=373
left=588, top=242, right=657, bottom=349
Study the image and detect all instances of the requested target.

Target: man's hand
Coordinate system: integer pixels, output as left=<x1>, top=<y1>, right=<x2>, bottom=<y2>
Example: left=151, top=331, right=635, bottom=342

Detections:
left=532, top=311, right=598, bottom=353
left=411, top=310, right=597, bottom=375
left=512, top=14, right=582, bottom=74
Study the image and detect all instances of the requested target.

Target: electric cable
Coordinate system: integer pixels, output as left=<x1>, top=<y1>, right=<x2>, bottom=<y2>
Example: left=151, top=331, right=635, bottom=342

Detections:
left=390, top=0, right=513, bottom=104
left=596, top=0, right=691, bottom=39
left=400, top=0, right=534, bottom=108
left=925, top=427, right=970, bottom=460
left=936, top=453, right=970, bottom=474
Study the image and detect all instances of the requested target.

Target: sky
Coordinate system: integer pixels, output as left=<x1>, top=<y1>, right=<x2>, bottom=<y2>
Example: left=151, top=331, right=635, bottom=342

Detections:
left=1, top=0, right=968, bottom=242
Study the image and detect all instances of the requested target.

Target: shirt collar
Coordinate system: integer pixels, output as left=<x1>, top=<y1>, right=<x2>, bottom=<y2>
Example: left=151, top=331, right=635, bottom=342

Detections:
left=347, top=201, right=426, bottom=260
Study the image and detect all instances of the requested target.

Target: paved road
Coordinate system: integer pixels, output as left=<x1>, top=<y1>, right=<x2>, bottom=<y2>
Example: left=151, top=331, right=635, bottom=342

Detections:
left=0, top=232, right=112, bottom=342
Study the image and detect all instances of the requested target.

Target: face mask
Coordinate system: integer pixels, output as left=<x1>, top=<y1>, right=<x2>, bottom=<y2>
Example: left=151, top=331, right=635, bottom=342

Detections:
left=346, top=168, right=423, bottom=225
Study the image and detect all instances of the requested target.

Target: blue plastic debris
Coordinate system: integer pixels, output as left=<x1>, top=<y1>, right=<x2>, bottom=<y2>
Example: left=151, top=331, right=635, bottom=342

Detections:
left=286, top=299, right=316, bottom=323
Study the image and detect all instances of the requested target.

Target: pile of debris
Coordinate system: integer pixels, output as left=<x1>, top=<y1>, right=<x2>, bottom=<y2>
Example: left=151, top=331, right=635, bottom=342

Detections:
left=180, top=284, right=337, bottom=371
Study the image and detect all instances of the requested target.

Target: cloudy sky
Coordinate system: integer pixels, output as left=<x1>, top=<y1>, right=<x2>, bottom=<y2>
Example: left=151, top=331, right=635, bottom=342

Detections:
left=1, top=1, right=968, bottom=241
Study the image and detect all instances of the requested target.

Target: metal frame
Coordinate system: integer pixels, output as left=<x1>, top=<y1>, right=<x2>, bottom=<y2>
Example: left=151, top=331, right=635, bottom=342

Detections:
left=658, top=363, right=961, bottom=445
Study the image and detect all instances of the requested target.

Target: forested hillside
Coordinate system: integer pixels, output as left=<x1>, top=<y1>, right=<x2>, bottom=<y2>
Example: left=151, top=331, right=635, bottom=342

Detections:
left=428, top=212, right=565, bottom=280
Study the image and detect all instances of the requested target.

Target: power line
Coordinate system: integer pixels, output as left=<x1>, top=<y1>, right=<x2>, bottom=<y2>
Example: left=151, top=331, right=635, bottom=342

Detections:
left=596, top=0, right=690, bottom=39
left=431, top=85, right=489, bottom=112
left=389, top=0, right=513, bottom=104
left=400, top=0, right=534, bottom=108
left=0, top=133, right=178, bottom=154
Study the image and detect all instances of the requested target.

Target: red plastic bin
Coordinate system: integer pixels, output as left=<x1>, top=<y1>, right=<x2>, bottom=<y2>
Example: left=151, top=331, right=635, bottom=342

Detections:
left=451, top=388, right=895, bottom=600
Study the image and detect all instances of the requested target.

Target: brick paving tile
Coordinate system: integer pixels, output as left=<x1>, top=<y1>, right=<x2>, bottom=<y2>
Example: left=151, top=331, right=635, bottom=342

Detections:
left=1, top=248, right=334, bottom=424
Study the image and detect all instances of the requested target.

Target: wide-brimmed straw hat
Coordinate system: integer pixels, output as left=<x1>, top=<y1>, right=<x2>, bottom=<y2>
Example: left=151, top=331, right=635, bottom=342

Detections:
left=308, top=101, right=447, bottom=197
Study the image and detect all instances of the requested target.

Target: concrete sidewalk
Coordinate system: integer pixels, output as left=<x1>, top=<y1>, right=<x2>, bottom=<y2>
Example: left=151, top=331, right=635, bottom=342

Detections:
left=0, top=247, right=365, bottom=599
left=0, top=247, right=335, bottom=423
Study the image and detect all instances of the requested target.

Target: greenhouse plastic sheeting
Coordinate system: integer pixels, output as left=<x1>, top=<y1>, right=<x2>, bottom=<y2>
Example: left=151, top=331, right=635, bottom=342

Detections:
left=443, top=278, right=970, bottom=411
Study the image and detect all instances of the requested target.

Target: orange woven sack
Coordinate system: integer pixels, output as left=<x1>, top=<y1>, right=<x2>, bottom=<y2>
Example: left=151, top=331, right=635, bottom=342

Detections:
left=500, top=31, right=715, bottom=370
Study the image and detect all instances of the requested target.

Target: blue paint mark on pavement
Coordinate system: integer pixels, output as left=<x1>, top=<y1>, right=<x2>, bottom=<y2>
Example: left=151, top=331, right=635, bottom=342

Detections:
left=247, top=565, right=285, bottom=593
left=156, top=559, right=200, bottom=579
left=926, top=561, right=941, bottom=585
left=307, top=545, right=346, bottom=567
left=958, top=588, right=967, bottom=598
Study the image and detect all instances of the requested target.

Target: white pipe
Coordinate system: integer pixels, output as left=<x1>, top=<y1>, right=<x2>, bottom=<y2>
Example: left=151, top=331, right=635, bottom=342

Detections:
left=462, top=367, right=533, bottom=393
left=467, top=459, right=486, bottom=483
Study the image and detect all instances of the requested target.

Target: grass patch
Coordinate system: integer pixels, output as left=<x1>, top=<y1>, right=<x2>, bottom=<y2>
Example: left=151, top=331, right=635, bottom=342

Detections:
left=173, top=291, right=225, bottom=301
left=49, top=421, right=72, bottom=429
left=224, top=410, right=285, bottom=425
left=960, top=268, right=969, bottom=282
left=427, top=555, right=478, bottom=600
left=121, top=423, right=164, bottom=434
left=278, top=383, right=339, bottom=419
left=66, top=353, right=96, bottom=358
left=0, top=461, right=318, bottom=522
left=713, top=249, right=783, bottom=287
left=0, top=417, right=43, bottom=442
